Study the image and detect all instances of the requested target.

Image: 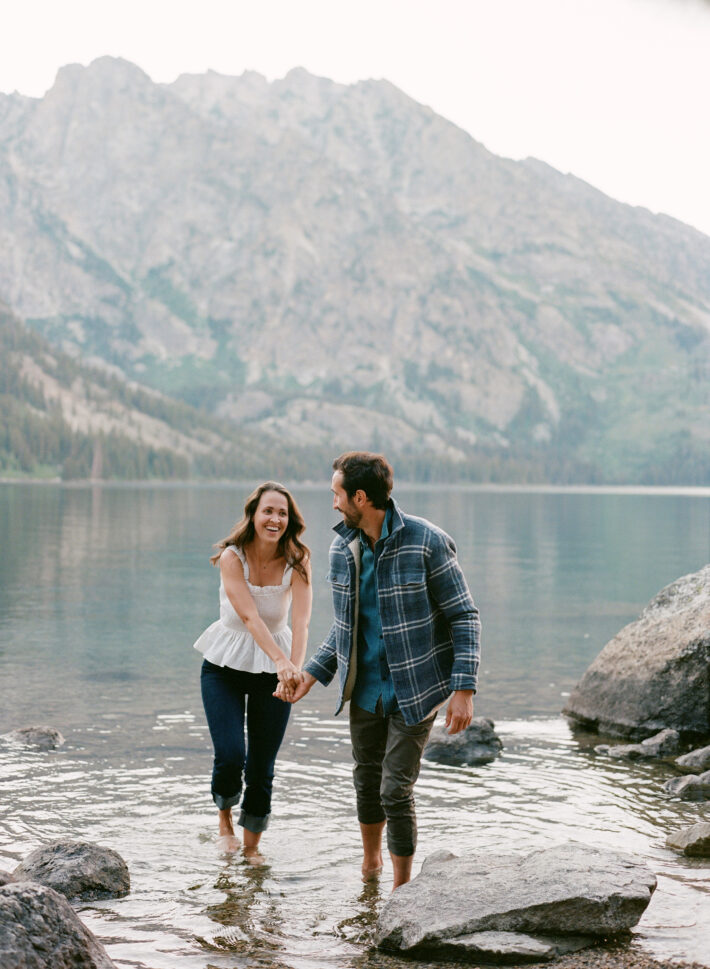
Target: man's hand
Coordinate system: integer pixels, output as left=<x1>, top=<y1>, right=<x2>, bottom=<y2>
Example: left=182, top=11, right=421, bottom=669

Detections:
left=445, top=690, right=474, bottom=735
left=274, top=671, right=317, bottom=704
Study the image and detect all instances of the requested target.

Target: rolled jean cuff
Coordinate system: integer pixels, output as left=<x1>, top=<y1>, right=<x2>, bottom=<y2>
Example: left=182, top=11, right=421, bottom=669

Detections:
left=238, top=809, right=270, bottom=834
left=213, top=791, right=241, bottom=810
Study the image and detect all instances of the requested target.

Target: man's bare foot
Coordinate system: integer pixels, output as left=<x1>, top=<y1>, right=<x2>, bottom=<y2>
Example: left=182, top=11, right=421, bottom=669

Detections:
left=362, top=855, right=383, bottom=882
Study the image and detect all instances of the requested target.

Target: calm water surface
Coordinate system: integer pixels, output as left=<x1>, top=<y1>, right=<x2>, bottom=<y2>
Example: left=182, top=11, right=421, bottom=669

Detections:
left=0, top=483, right=709, bottom=967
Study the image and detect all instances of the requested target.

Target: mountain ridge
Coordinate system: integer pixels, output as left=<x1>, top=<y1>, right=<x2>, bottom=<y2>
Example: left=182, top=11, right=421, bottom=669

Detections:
left=0, top=57, right=708, bottom=483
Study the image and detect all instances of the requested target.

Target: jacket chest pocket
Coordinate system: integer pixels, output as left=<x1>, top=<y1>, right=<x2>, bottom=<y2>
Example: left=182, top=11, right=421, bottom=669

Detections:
left=327, top=570, right=351, bottom=592
left=388, top=569, right=427, bottom=590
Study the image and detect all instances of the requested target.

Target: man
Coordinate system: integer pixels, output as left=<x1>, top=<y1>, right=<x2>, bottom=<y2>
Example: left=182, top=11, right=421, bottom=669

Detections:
left=281, top=451, right=480, bottom=889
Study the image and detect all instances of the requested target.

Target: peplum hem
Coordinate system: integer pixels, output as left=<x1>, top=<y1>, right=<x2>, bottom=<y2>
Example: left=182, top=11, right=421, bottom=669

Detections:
left=193, top=620, right=292, bottom=673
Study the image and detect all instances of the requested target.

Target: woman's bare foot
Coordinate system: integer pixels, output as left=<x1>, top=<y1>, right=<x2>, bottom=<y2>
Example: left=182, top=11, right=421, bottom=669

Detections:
left=217, top=833, right=241, bottom=853
left=242, top=827, right=264, bottom=864
left=218, top=807, right=235, bottom=837
left=243, top=846, right=266, bottom=865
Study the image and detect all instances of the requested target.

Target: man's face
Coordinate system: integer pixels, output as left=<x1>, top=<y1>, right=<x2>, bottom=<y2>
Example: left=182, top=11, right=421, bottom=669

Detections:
left=331, top=471, right=362, bottom=529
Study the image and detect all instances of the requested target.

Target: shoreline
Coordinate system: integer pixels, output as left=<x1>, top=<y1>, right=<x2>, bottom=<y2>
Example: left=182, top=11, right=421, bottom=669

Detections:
left=1, top=477, right=709, bottom=497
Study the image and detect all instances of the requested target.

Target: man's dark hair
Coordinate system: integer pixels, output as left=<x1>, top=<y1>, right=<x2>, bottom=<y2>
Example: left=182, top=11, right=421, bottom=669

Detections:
left=332, top=452, right=394, bottom=510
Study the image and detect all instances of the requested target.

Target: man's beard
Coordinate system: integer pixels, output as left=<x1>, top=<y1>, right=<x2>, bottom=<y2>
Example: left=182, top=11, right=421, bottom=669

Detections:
left=342, top=507, right=362, bottom=529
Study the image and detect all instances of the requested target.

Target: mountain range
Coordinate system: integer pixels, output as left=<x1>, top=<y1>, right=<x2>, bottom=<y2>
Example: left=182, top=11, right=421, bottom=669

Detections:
left=1, top=57, right=708, bottom=482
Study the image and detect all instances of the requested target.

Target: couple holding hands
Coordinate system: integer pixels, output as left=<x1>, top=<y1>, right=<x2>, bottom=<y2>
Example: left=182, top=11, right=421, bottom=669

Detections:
left=193, top=451, right=481, bottom=888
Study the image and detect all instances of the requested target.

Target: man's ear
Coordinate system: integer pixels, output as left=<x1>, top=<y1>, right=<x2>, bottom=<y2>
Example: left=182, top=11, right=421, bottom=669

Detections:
left=354, top=489, right=368, bottom=507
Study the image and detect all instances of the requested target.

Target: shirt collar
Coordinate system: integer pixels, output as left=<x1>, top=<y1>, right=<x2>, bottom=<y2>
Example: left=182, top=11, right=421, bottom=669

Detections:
left=359, top=502, right=392, bottom=550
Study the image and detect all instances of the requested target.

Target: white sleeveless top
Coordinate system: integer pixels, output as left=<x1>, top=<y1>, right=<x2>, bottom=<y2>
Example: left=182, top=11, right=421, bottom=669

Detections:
left=193, top=546, right=293, bottom=673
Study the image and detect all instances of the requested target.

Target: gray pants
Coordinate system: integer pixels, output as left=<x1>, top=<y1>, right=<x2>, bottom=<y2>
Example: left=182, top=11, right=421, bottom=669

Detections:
left=349, top=702, right=436, bottom=857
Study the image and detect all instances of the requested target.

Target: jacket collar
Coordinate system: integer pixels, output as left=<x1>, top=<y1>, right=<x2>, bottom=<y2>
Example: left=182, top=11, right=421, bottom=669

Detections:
left=332, top=498, right=405, bottom=545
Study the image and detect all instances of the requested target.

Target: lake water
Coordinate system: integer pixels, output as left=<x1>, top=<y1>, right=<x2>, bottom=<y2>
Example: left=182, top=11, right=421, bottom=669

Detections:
left=0, top=482, right=709, bottom=968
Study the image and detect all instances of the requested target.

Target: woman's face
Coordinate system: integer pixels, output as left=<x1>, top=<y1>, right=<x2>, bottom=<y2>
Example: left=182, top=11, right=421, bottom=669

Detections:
left=253, top=490, right=289, bottom=545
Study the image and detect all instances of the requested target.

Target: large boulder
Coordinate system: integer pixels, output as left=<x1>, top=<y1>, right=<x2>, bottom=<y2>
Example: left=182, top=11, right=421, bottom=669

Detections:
left=563, top=565, right=710, bottom=740
left=424, top=717, right=503, bottom=766
left=14, top=841, right=130, bottom=901
left=375, top=843, right=656, bottom=960
left=666, top=822, right=710, bottom=857
left=1, top=726, right=65, bottom=750
left=0, top=881, right=116, bottom=968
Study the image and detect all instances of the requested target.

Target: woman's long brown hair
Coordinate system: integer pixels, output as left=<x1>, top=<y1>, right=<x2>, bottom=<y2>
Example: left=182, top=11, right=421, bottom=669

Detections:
left=210, top=481, right=310, bottom=582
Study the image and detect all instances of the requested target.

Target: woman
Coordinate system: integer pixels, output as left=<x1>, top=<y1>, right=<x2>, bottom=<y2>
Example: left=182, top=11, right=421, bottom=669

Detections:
left=194, top=482, right=311, bottom=857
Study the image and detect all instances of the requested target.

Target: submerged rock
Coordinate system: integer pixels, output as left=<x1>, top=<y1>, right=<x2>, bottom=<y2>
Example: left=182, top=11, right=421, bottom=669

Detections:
left=663, top=771, right=710, bottom=801
left=563, top=564, right=710, bottom=740
left=595, top=728, right=682, bottom=760
left=2, top=725, right=65, bottom=750
left=675, top=743, right=710, bottom=774
left=424, top=717, right=503, bottom=766
left=375, top=843, right=656, bottom=958
left=0, top=881, right=116, bottom=968
left=14, top=841, right=130, bottom=900
left=666, top=822, right=710, bottom=857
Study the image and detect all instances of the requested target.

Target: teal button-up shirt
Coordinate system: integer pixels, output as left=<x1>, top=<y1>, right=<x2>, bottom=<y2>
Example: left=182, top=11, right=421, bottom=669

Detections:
left=352, top=505, right=398, bottom=715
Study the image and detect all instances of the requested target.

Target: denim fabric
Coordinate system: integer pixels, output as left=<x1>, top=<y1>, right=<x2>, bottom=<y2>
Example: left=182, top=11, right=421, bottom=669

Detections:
left=200, top=660, right=290, bottom=831
left=352, top=505, right=398, bottom=715
left=349, top=701, right=436, bottom=857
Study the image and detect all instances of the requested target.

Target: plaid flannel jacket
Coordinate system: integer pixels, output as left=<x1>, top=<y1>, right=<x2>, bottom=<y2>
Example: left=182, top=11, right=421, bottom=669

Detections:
left=303, top=499, right=481, bottom=725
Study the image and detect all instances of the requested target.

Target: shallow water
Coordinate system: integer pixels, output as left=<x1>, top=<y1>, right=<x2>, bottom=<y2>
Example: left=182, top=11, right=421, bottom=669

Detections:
left=1, top=483, right=709, bottom=967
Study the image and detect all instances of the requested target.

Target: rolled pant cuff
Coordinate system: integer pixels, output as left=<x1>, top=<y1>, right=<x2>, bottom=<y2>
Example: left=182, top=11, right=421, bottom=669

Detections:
left=213, top=791, right=241, bottom=810
left=238, top=809, right=270, bottom=834
left=387, top=839, right=415, bottom=857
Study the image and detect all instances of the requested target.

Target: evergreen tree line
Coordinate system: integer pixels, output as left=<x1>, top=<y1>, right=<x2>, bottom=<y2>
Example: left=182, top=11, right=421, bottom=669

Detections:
left=2, top=304, right=708, bottom=485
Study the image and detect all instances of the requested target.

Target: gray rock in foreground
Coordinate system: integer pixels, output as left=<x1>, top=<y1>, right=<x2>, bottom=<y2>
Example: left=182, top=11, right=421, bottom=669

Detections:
left=595, top=728, right=682, bottom=760
left=663, top=770, right=710, bottom=801
left=0, top=881, right=116, bottom=969
left=676, top=743, right=710, bottom=774
left=14, top=841, right=129, bottom=900
left=666, top=822, right=710, bottom=857
left=563, top=564, right=710, bottom=740
left=2, top=725, right=65, bottom=750
left=376, top=843, right=656, bottom=957
left=424, top=717, right=503, bottom=766
left=0, top=870, right=17, bottom=887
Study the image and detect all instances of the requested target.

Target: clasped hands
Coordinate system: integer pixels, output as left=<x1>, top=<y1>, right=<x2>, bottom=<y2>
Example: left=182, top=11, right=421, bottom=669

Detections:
left=273, top=659, right=315, bottom=703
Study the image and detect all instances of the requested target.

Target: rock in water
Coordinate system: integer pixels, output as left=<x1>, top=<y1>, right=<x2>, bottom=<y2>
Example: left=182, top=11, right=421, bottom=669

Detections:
left=0, top=881, right=116, bottom=969
left=14, top=841, right=130, bottom=900
left=563, top=565, right=710, bottom=740
left=663, top=770, right=710, bottom=801
left=424, top=717, right=503, bottom=766
left=2, top=726, right=65, bottom=750
left=675, top=743, right=710, bottom=774
left=666, top=822, right=710, bottom=856
left=375, top=843, right=656, bottom=955
left=595, top=728, right=682, bottom=760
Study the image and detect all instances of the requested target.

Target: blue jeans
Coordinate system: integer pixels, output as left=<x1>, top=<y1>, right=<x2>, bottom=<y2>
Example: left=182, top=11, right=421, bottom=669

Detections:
left=200, top=660, right=291, bottom=833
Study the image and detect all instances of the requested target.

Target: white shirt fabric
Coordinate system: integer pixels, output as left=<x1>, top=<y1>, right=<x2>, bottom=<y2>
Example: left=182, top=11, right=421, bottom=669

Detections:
left=193, top=545, right=293, bottom=673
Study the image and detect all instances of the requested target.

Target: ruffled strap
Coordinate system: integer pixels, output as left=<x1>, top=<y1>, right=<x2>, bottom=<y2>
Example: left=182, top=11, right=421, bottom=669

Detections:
left=222, top=545, right=248, bottom=580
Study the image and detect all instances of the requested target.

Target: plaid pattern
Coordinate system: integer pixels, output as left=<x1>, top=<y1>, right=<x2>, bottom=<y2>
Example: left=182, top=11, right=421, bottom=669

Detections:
left=304, top=500, right=481, bottom=726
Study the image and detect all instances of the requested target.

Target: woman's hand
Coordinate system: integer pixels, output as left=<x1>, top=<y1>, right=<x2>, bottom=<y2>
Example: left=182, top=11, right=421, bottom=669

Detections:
left=275, top=656, right=303, bottom=699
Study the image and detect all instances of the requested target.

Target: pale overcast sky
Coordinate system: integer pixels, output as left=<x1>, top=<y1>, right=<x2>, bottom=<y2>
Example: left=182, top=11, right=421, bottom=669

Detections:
left=2, top=0, right=710, bottom=237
